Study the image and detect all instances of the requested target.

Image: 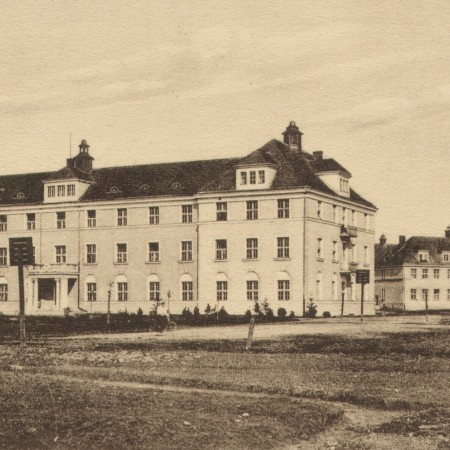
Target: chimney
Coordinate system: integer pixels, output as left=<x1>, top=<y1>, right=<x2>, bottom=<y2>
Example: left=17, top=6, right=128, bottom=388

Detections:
left=282, top=121, right=303, bottom=153
left=446, top=226, right=450, bottom=239
left=399, top=235, right=406, bottom=246
left=313, top=151, right=323, bottom=160
left=379, top=234, right=387, bottom=246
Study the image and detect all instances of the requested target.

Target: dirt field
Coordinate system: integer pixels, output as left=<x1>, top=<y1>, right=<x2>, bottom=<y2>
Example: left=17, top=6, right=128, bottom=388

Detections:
left=1, top=315, right=449, bottom=449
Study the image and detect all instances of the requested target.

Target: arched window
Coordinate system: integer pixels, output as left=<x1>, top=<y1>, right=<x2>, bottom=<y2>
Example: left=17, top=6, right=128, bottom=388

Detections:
left=109, top=186, right=120, bottom=194
left=180, top=273, right=193, bottom=301
left=245, top=272, right=259, bottom=301
left=215, top=272, right=228, bottom=302
left=147, top=274, right=160, bottom=301
left=0, top=277, right=8, bottom=302
left=15, top=192, right=25, bottom=199
left=140, top=184, right=150, bottom=190
left=115, top=275, right=128, bottom=302
left=85, top=275, right=97, bottom=302
left=276, top=271, right=290, bottom=301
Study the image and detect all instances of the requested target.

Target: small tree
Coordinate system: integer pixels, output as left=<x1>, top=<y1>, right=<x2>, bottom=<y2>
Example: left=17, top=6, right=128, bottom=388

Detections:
left=306, top=301, right=318, bottom=318
left=278, top=307, right=287, bottom=319
left=193, top=305, right=201, bottom=324
left=217, top=306, right=229, bottom=323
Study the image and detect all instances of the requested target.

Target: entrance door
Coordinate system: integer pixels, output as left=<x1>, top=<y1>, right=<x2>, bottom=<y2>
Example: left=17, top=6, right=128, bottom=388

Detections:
left=38, top=279, right=56, bottom=310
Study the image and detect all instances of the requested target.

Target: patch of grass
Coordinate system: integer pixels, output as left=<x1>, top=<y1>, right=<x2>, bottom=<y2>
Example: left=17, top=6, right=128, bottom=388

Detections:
left=0, top=371, right=343, bottom=450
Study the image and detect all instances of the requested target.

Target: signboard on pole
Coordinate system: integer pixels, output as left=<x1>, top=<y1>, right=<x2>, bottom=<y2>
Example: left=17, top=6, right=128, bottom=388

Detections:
left=356, top=269, right=370, bottom=284
left=9, top=237, right=34, bottom=266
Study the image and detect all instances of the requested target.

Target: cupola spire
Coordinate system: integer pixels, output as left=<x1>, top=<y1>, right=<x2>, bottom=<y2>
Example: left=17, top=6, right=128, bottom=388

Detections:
left=282, top=121, right=303, bottom=153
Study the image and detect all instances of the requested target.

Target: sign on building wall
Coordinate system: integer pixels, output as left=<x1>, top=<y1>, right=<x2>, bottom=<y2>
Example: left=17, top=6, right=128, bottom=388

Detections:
left=9, top=237, right=34, bottom=266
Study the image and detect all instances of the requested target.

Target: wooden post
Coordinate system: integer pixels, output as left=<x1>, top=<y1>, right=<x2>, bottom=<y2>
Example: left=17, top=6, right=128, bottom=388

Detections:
left=425, top=291, right=429, bottom=323
left=360, top=281, right=365, bottom=324
left=18, top=262, right=26, bottom=345
left=340, top=292, right=345, bottom=321
left=245, top=317, right=256, bottom=350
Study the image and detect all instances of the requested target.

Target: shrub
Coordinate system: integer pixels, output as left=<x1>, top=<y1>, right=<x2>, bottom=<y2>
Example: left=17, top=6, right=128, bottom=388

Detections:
left=217, top=306, right=229, bottom=323
left=244, top=309, right=253, bottom=321
left=278, top=308, right=287, bottom=319
left=193, top=305, right=201, bottom=324
left=289, top=311, right=296, bottom=319
left=305, top=302, right=318, bottom=318
left=63, top=307, right=71, bottom=317
left=181, top=307, right=194, bottom=324
left=323, top=311, right=331, bottom=318
left=204, top=304, right=212, bottom=314
left=253, top=301, right=261, bottom=316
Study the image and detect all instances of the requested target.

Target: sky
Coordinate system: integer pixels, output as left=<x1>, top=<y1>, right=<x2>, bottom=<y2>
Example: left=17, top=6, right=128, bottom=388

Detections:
left=0, top=0, right=449, bottom=242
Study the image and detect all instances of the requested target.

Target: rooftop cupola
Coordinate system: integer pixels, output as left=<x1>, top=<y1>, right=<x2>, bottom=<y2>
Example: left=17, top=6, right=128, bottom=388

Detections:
left=73, top=139, right=94, bottom=174
left=282, top=121, right=303, bottom=153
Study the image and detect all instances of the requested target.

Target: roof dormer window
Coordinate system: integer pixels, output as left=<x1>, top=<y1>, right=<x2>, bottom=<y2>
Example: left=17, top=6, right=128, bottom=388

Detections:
left=250, top=171, right=256, bottom=185
left=57, top=185, right=66, bottom=197
left=443, top=252, right=450, bottom=262
left=15, top=192, right=25, bottom=199
left=240, top=172, right=247, bottom=185
left=140, top=184, right=150, bottom=190
left=109, top=186, right=120, bottom=194
left=340, top=178, right=349, bottom=194
left=418, top=251, right=429, bottom=262
left=258, top=170, right=265, bottom=184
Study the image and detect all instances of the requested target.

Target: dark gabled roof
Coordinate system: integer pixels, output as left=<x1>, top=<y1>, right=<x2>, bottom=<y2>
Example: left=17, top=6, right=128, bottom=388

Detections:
left=309, top=158, right=352, bottom=177
left=0, top=171, right=53, bottom=205
left=48, top=166, right=93, bottom=182
left=375, top=236, right=450, bottom=267
left=0, top=138, right=376, bottom=208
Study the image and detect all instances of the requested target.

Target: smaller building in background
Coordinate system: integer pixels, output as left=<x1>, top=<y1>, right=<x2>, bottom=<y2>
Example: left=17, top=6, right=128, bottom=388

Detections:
left=375, top=227, right=450, bottom=311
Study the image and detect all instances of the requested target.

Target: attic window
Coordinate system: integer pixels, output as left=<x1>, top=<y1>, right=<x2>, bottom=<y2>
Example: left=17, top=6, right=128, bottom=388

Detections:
left=140, top=184, right=150, bottom=190
left=108, top=186, right=120, bottom=194
left=171, top=182, right=183, bottom=189
left=15, top=192, right=26, bottom=199
left=418, top=251, right=429, bottom=262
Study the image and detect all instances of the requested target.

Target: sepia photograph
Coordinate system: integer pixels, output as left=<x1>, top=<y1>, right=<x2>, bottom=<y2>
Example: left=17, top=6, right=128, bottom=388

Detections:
left=0, top=1, right=449, bottom=449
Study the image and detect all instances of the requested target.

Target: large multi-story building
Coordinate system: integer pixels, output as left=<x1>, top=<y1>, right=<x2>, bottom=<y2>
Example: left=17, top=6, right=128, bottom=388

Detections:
left=0, top=122, right=376, bottom=316
left=375, top=229, right=450, bottom=311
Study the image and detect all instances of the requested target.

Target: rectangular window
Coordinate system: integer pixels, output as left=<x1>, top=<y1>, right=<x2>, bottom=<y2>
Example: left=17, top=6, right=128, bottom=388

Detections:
left=87, top=210, right=96, bottom=227
left=240, top=172, right=247, bottom=185
left=411, top=268, right=417, bottom=279
left=317, top=201, right=322, bottom=219
left=149, top=206, right=160, bottom=225
left=148, top=242, right=160, bottom=262
left=181, top=241, right=193, bottom=261
left=277, top=199, right=289, bottom=219
left=278, top=280, right=290, bottom=300
left=118, top=282, right=128, bottom=301
left=352, top=244, right=357, bottom=262
left=0, top=247, right=7, bottom=266
left=216, top=239, right=227, bottom=260
left=47, top=186, right=55, bottom=198
left=182, top=205, right=193, bottom=223
left=0, top=284, right=7, bottom=301
left=410, top=289, right=417, bottom=300
left=317, top=238, right=323, bottom=259
left=258, top=170, right=265, bottom=184
left=246, top=201, right=258, bottom=220
left=149, top=282, right=160, bottom=301
left=116, top=243, right=127, bottom=263
left=55, top=245, right=66, bottom=263
left=0, top=215, right=7, bottom=232
left=434, top=289, right=440, bottom=301
left=216, top=281, right=228, bottom=301
left=364, top=246, right=369, bottom=265
left=86, top=244, right=96, bottom=264
left=422, top=268, right=428, bottom=279
left=443, top=253, right=450, bottom=262
left=26, top=213, right=36, bottom=230
left=56, top=212, right=66, bottom=229
left=418, top=251, right=428, bottom=262
left=332, top=241, right=339, bottom=262
left=246, top=280, right=258, bottom=301
left=333, top=205, right=338, bottom=223
left=246, top=238, right=258, bottom=259
left=277, top=237, right=289, bottom=258
left=216, top=202, right=227, bottom=221
left=57, top=185, right=66, bottom=197
left=87, top=283, right=97, bottom=302
left=422, top=289, right=428, bottom=301
left=182, top=281, right=193, bottom=301
left=250, top=171, right=256, bottom=184
left=67, top=184, right=75, bottom=196
left=434, top=269, right=440, bottom=279
left=117, top=208, right=127, bottom=226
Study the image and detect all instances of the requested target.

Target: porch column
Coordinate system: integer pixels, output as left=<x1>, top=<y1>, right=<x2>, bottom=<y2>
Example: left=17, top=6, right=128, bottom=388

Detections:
left=60, top=278, right=68, bottom=310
